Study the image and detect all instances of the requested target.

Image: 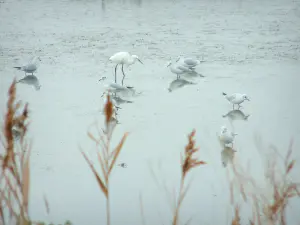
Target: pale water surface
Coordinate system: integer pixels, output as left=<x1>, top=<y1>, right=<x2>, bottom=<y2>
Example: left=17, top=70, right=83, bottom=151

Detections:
left=0, top=0, right=300, bottom=224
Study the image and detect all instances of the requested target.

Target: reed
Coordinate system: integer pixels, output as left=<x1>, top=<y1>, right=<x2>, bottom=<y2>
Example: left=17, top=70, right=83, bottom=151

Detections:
left=81, top=94, right=128, bottom=225
left=0, top=79, right=31, bottom=225
left=0, top=80, right=299, bottom=225
left=172, top=130, right=207, bottom=225
left=229, top=140, right=300, bottom=225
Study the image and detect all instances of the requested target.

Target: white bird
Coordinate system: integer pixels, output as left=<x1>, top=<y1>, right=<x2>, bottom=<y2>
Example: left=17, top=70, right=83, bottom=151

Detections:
left=109, top=52, right=143, bottom=86
left=176, top=56, right=201, bottom=69
left=219, top=126, right=237, bottom=147
left=14, top=56, right=41, bottom=76
left=16, top=75, right=41, bottom=90
left=222, top=92, right=250, bottom=109
left=167, top=61, right=194, bottom=79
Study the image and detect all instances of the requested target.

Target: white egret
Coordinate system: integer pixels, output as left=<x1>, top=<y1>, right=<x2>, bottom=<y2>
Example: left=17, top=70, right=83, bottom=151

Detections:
left=109, top=51, right=143, bottom=86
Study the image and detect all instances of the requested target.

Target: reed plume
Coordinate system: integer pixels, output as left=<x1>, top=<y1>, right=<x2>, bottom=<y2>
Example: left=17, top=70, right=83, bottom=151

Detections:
left=172, top=129, right=206, bottom=225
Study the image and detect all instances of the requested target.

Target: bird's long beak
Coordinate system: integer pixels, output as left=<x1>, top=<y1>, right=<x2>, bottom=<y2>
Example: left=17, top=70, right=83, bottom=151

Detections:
left=246, top=97, right=250, bottom=101
left=101, top=92, right=105, bottom=97
left=138, top=59, right=143, bottom=65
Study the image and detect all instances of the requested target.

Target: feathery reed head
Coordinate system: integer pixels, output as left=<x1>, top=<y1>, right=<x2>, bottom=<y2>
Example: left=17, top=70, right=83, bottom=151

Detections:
left=104, top=94, right=113, bottom=126
left=181, top=129, right=206, bottom=177
left=2, top=79, right=29, bottom=170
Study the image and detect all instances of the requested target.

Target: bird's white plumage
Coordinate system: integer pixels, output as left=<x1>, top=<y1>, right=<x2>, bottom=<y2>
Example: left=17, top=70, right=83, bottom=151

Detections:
left=168, top=61, right=194, bottom=77
left=223, top=93, right=250, bottom=105
left=15, top=56, right=41, bottom=74
left=219, top=126, right=237, bottom=146
left=109, top=52, right=141, bottom=66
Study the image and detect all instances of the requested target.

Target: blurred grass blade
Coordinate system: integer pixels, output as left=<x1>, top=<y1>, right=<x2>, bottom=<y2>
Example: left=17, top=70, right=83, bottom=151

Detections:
left=43, top=194, right=50, bottom=215
left=87, top=131, right=99, bottom=144
left=22, top=149, right=31, bottom=215
left=81, top=151, right=108, bottom=198
left=108, top=133, right=128, bottom=175
left=286, top=160, right=295, bottom=174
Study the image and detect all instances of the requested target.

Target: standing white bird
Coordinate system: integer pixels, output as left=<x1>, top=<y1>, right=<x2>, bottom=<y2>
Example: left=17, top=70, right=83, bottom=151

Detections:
left=109, top=52, right=143, bottom=86
left=219, top=126, right=237, bottom=147
left=223, top=92, right=250, bottom=109
left=14, top=56, right=41, bottom=76
left=167, top=61, right=194, bottom=79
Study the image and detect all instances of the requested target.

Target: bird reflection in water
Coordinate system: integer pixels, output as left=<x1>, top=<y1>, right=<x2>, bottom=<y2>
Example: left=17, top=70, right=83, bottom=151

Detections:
left=221, top=146, right=236, bottom=167
left=168, top=78, right=196, bottom=92
left=17, top=75, right=41, bottom=91
left=222, top=109, right=250, bottom=122
left=117, top=163, right=127, bottom=168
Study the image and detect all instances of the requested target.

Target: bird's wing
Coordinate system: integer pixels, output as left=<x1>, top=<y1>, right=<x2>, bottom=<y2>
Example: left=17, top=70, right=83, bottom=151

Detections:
left=226, top=94, right=236, bottom=101
left=25, top=63, right=37, bottom=71
left=184, top=58, right=200, bottom=66
left=177, top=65, right=192, bottom=72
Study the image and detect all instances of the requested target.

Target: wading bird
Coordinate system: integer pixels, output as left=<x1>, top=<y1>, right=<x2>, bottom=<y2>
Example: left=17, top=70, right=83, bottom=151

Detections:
left=109, top=52, right=143, bottom=86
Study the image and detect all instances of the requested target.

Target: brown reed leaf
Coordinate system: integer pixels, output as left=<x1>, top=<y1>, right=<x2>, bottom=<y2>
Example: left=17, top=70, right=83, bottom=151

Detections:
left=87, top=131, right=99, bottom=144
left=97, top=151, right=107, bottom=181
left=22, top=149, right=31, bottom=215
left=81, top=151, right=108, bottom=198
left=285, top=139, right=293, bottom=167
left=286, top=160, right=295, bottom=174
left=108, top=132, right=128, bottom=175
left=231, top=206, right=241, bottom=225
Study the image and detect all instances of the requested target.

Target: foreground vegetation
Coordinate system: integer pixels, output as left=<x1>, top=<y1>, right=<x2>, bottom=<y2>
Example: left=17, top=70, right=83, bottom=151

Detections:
left=0, top=80, right=299, bottom=225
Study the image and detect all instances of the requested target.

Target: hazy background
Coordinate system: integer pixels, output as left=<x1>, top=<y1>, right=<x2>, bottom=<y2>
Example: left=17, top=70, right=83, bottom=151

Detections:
left=0, top=0, right=300, bottom=224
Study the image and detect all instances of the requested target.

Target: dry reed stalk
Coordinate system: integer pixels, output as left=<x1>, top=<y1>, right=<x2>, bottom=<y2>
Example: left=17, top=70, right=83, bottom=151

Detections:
left=0, top=79, right=31, bottom=225
left=172, top=130, right=206, bottom=225
left=81, top=94, right=128, bottom=225
left=229, top=140, right=300, bottom=225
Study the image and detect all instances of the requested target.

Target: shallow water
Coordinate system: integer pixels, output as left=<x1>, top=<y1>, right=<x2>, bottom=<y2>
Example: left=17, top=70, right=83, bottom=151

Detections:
left=0, top=0, right=300, bottom=224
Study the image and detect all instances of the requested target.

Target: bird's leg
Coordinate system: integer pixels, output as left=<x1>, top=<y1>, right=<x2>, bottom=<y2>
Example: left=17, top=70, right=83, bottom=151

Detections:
left=114, top=64, right=119, bottom=83
left=121, top=64, right=126, bottom=86
left=177, top=74, right=179, bottom=79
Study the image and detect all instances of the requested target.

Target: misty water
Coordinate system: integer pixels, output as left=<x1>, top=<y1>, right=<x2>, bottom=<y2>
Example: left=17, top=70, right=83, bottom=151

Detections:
left=0, top=0, right=300, bottom=224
